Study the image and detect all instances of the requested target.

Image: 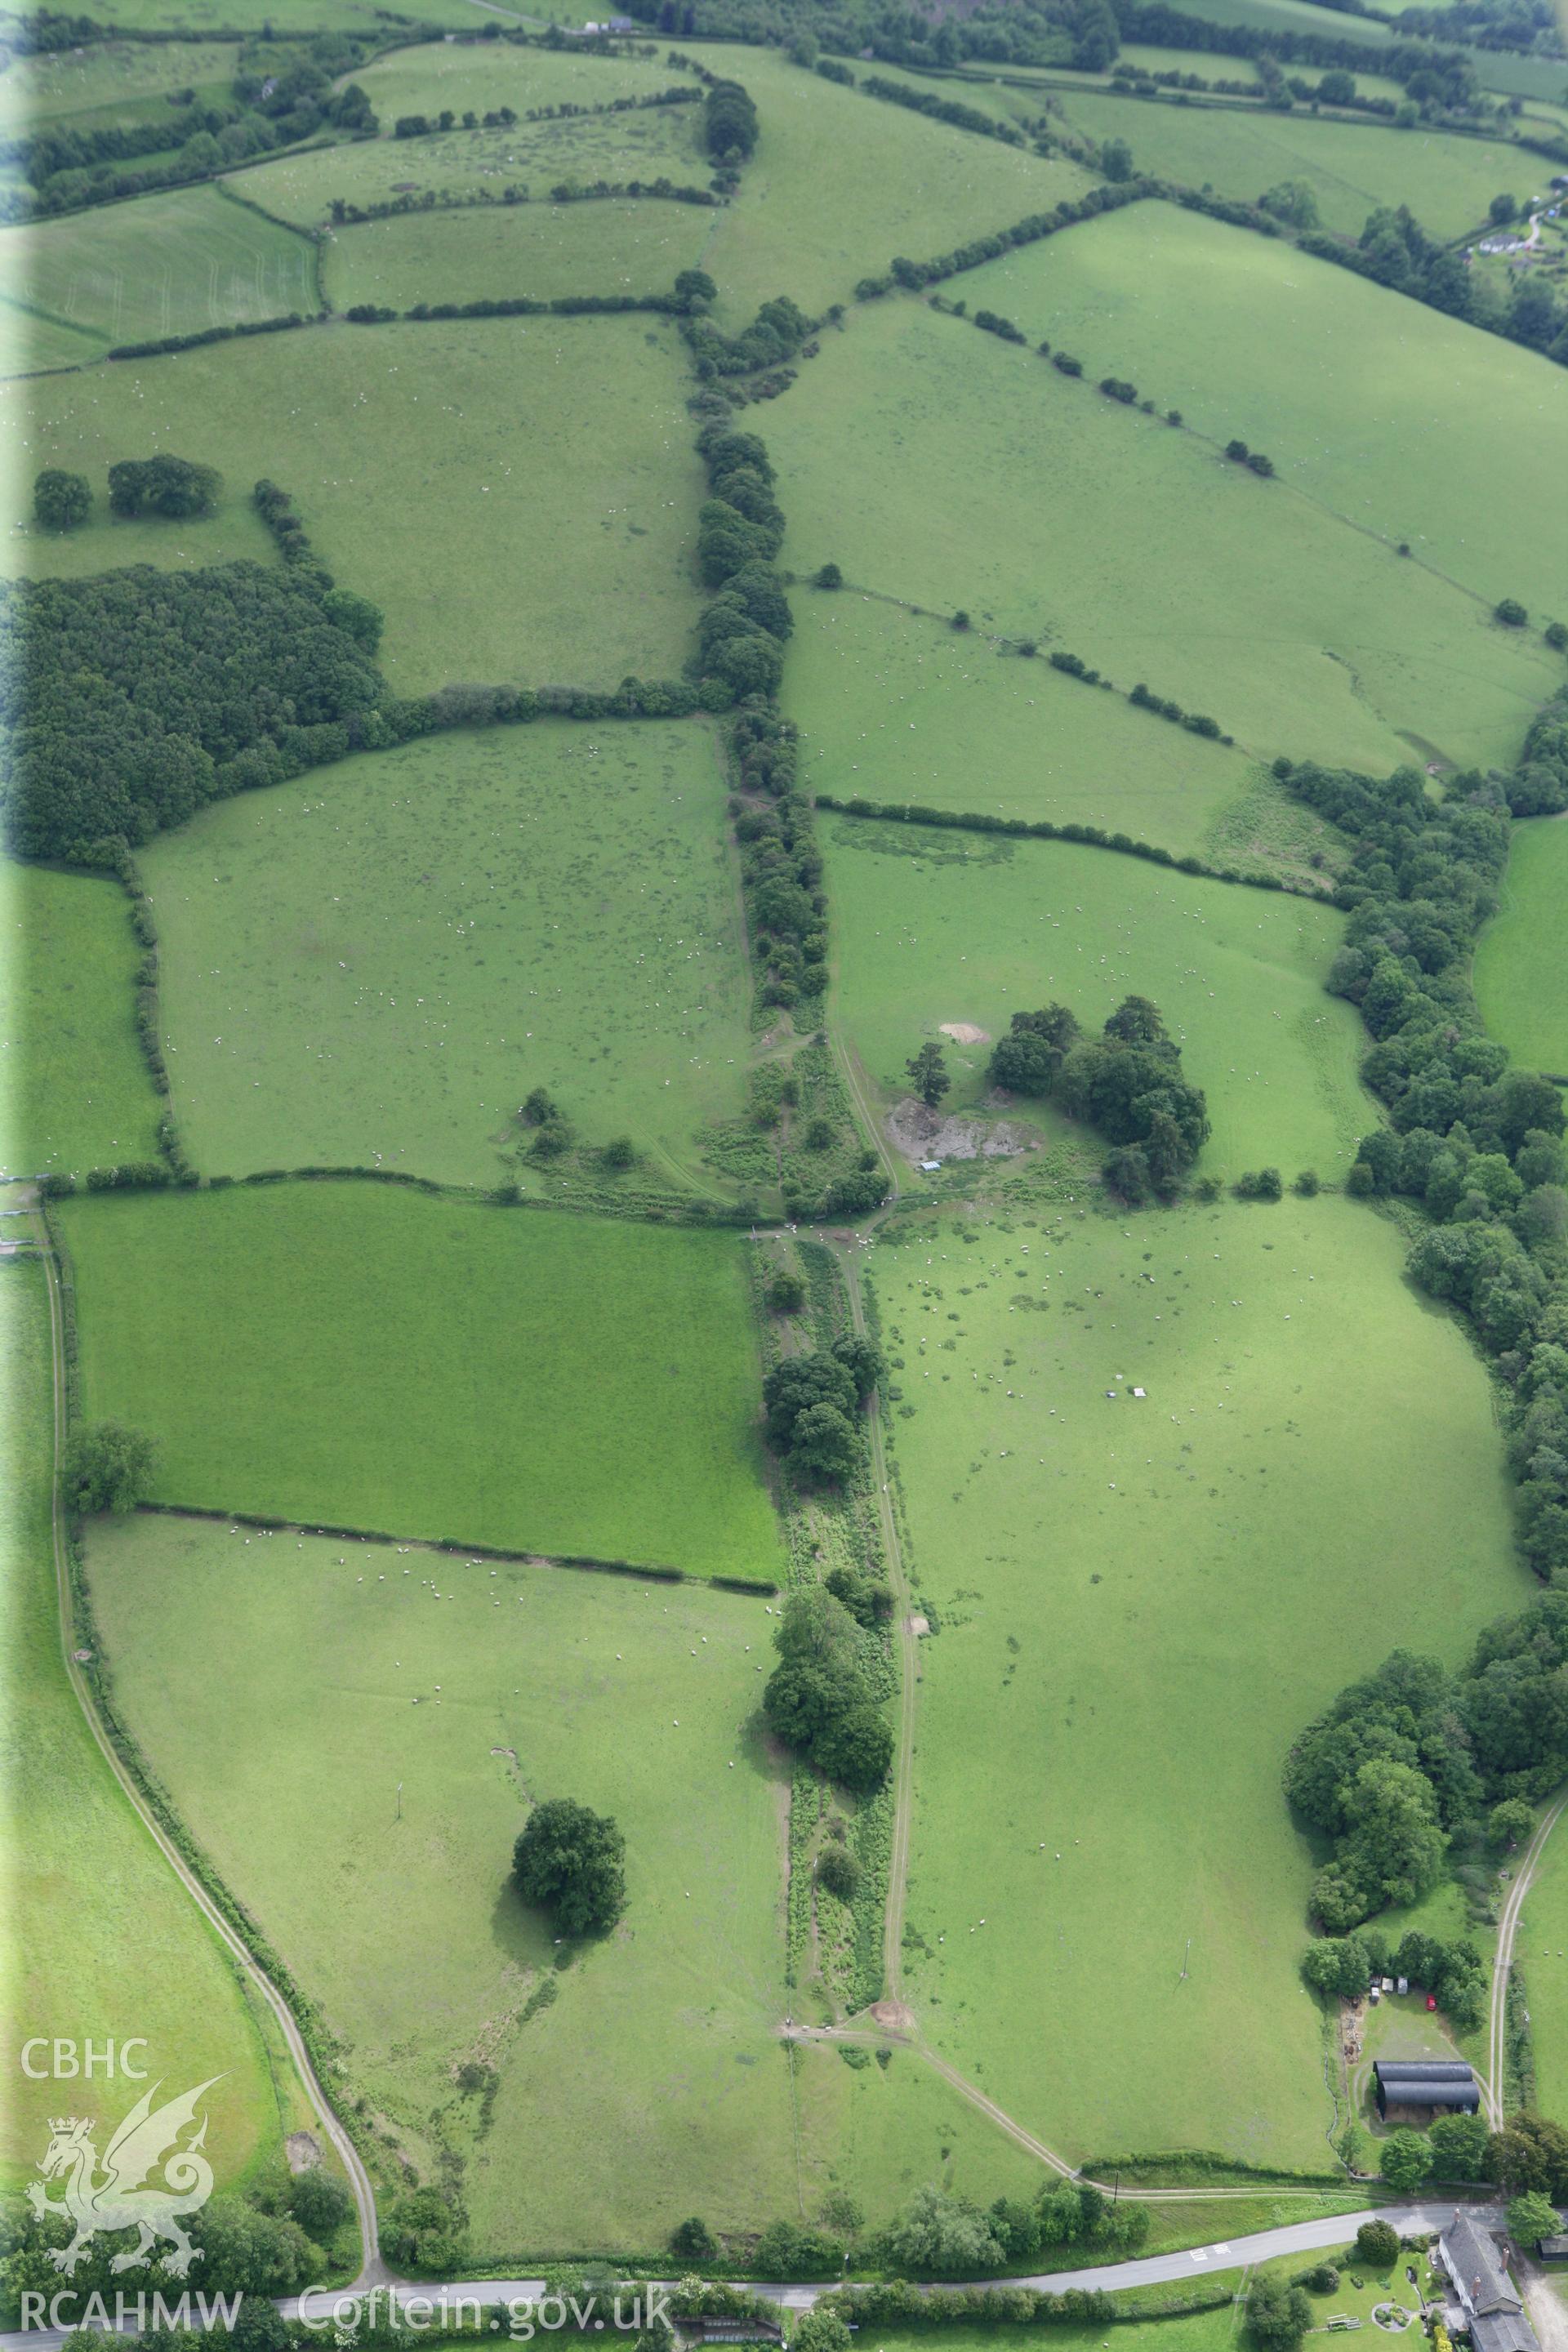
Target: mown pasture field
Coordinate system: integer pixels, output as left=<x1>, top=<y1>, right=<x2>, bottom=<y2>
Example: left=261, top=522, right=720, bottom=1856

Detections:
left=0, top=861, right=163, bottom=1183
left=82, top=1512, right=1052, bottom=2247
left=57, top=1183, right=783, bottom=1579
left=322, top=198, right=713, bottom=312
left=0, top=1254, right=287, bottom=2191
left=692, top=45, right=1094, bottom=326
left=1473, top=818, right=1568, bottom=1076
left=1054, top=88, right=1544, bottom=239
left=826, top=817, right=1368, bottom=1177
left=762, top=294, right=1559, bottom=776
left=0, top=185, right=318, bottom=365
left=0, top=314, right=704, bottom=693
left=873, top=1195, right=1527, bottom=2167
left=784, top=597, right=1328, bottom=877
left=956, top=204, right=1568, bottom=623
left=144, top=720, right=754, bottom=1191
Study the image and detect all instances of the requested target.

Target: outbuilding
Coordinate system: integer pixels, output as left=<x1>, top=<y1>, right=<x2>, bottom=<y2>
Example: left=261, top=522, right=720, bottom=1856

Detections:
left=1374, top=2059, right=1479, bottom=2118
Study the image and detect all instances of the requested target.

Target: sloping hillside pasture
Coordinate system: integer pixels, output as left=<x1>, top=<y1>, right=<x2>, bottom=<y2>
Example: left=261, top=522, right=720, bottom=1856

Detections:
left=0, top=38, right=240, bottom=131
left=82, top=1515, right=798, bottom=2247
left=784, top=597, right=1326, bottom=875
left=825, top=817, right=1369, bottom=1177
left=82, top=1512, right=1049, bottom=2245
left=1473, top=818, right=1568, bottom=1076
left=0, top=861, right=163, bottom=1182
left=762, top=296, right=1558, bottom=774
left=956, top=204, right=1568, bottom=621
left=1168, top=0, right=1391, bottom=43
left=57, top=1184, right=783, bottom=1579
left=691, top=45, right=1094, bottom=326
left=1054, top=89, right=1545, bottom=239
left=238, top=106, right=705, bottom=229
left=0, top=303, right=103, bottom=376
left=143, top=721, right=753, bottom=1190
left=761, top=292, right=1561, bottom=771
left=323, top=198, right=714, bottom=312
left=872, top=1196, right=1526, bottom=2166
left=0, top=315, right=704, bottom=692
left=349, top=38, right=691, bottom=123
left=0, top=185, right=318, bottom=362
left=0, top=1256, right=287, bottom=2187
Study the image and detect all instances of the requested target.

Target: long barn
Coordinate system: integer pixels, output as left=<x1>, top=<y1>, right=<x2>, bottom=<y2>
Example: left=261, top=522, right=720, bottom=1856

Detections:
left=1374, top=2060, right=1480, bottom=2117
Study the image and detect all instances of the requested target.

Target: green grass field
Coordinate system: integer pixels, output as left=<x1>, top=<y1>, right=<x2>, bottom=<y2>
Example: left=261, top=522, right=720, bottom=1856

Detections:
left=874, top=1194, right=1528, bottom=2167
left=57, top=1183, right=782, bottom=1579
left=81, top=1508, right=1056, bottom=2250
left=784, top=597, right=1329, bottom=877
left=692, top=45, right=1094, bottom=326
left=1, top=314, right=703, bottom=693
left=0, top=861, right=164, bottom=1183
left=0, top=185, right=318, bottom=372
left=0, top=38, right=238, bottom=131
left=0, top=1252, right=287, bottom=2191
left=1054, top=89, right=1544, bottom=239
left=142, top=719, right=753, bottom=1190
left=82, top=1512, right=799, bottom=2249
left=1473, top=817, right=1568, bottom=1077
left=1518, top=1821, right=1568, bottom=2126
left=761, top=292, right=1559, bottom=776
left=826, top=819, right=1370, bottom=1180
left=238, top=88, right=704, bottom=229
left=322, top=198, right=713, bottom=311
left=956, top=204, right=1568, bottom=628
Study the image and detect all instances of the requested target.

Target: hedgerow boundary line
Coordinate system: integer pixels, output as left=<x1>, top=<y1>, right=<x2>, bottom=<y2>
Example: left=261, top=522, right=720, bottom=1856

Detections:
left=131, top=1499, right=781, bottom=1594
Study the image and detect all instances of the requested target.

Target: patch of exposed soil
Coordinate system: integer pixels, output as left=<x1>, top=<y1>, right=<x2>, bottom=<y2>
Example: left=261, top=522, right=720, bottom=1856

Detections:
left=939, top=1022, right=991, bottom=1045
left=870, top=1998, right=915, bottom=2032
left=887, top=1096, right=1033, bottom=1165
left=285, top=2132, right=321, bottom=2174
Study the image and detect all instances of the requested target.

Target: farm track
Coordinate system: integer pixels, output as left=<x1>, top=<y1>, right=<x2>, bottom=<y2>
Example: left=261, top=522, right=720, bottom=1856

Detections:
left=28, top=1214, right=387, bottom=2289
left=1487, top=1793, right=1567, bottom=2125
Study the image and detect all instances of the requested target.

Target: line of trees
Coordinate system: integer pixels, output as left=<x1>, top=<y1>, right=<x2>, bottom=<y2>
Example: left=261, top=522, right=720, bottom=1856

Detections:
left=886, top=178, right=1152, bottom=293
left=1274, top=751, right=1568, bottom=1592
left=989, top=996, right=1209, bottom=1200
left=762, top=1575, right=894, bottom=1791
left=1298, top=203, right=1568, bottom=369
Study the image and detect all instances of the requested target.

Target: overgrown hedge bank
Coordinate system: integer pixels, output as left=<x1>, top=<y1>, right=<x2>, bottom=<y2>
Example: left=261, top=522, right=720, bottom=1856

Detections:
left=814, top=793, right=1328, bottom=898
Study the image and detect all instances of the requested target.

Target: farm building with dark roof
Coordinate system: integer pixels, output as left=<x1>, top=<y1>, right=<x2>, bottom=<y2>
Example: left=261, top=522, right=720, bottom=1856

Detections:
left=1373, top=2059, right=1479, bottom=2117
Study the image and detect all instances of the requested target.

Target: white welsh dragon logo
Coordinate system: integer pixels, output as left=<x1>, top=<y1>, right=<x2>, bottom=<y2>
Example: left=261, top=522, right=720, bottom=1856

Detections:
left=28, top=2077, right=223, bottom=2277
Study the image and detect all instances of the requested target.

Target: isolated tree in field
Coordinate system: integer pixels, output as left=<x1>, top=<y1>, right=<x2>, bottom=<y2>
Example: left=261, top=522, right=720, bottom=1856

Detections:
left=674, top=268, right=716, bottom=309
left=1379, top=2128, right=1432, bottom=2192
left=906, top=1041, right=950, bottom=1109
left=1246, top=2276, right=1312, bottom=2350
left=1355, top=2221, right=1401, bottom=2265
left=1506, top=2189, right=1560, bottom=2247
left=1496, top=598, right=1529, bottom=627
left=1490, top=192, right=1519, bottom=225
left=511, top=1797, right=626, bottom=1936
left=1099, top=135, right=1134, bottom=180
left=33, top=469, right=91, bottom=532
left=813, top=562, right=843, bottom=589
left=1490, top=1797, right=1535, bottom=1849
left=766, top=1269, right=805, bottom=1315
left=520, top=1086, right=557, bottom=1125
left=62, top=1422, right=157, bottom=1517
